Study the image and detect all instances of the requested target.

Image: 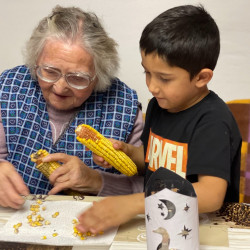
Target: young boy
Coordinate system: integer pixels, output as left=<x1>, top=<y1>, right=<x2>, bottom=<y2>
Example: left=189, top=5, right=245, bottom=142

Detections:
left=77, top=4, right=241, bottom=234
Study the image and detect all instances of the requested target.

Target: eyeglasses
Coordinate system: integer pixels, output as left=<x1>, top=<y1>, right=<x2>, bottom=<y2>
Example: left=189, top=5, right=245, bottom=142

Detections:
left=35, top=65, right=96, bottom=90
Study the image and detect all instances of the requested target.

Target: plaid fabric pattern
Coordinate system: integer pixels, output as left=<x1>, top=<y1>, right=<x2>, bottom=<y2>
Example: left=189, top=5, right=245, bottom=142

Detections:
left=0, top=65, right=139, bottom=194
left=227, top=100, right=250, bottom=203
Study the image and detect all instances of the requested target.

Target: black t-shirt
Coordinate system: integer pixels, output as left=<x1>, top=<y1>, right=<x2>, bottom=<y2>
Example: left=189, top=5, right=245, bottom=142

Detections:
left=141, top=91, right=241, bottom=202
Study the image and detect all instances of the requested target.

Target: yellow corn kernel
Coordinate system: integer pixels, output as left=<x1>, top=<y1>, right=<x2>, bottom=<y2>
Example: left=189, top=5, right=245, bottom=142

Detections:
left=36, top=199, right=43, bottom=205
left=14, top=228, right=19, bottom=234
left=52, top=212, right=59, bottom=218
left=75, top=124, right=137, bottom=176
left=41, top=236, right=47, bottom=240
left=72, top=219, right=78, bottom=224
left=30, top=204, right=40, bottom=208
left=44, top=220, right=51, bottom=225
left=13, top=223, right=22, bottom=229
left=52, top=233, right=58, bottom=237
left=30, top=205, right=40, bottom=213
left=42, top=206, right=46, bottom=211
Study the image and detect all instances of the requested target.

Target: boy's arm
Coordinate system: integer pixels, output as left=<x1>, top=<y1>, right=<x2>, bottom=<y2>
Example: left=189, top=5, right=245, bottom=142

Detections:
left=76, top=175, right=227, bottom=234
left=193, top=175, right=227, bottom=213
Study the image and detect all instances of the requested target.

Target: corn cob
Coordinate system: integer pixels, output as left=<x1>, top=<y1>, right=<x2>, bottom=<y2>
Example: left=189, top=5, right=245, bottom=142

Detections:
left=75, top=124, right=138, bottom=176
left=30, top=149, right=60, bottom=179
left=30, top=149, right=82, bottom=196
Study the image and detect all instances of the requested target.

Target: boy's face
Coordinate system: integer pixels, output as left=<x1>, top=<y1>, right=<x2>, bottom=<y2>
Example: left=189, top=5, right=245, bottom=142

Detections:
left=141, top=51, right=206, bottom=113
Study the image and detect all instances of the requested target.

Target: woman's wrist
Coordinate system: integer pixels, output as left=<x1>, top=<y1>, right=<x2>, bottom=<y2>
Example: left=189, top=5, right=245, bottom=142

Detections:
left=77, top=169, right=103, bottom=195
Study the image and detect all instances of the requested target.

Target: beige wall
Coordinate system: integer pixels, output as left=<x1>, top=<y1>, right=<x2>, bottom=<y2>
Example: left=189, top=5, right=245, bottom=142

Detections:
left=0, top=0, right=249, bottom=112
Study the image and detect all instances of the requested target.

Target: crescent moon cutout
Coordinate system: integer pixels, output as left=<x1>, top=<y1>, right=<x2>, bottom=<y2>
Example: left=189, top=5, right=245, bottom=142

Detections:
left=159, top=199, right=176, bottom=220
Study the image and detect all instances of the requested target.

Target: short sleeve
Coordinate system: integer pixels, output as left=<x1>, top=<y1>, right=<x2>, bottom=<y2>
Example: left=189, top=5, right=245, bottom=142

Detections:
left=187, top=120, right=231, bottom=182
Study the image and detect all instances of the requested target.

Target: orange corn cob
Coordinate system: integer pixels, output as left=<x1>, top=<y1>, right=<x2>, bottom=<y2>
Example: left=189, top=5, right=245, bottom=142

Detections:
left=75, top=124, right=138, bottom=176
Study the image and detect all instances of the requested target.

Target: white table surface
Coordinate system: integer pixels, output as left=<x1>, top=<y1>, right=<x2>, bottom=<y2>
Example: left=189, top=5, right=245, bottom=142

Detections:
left=0, top=195, right=249, bottom=250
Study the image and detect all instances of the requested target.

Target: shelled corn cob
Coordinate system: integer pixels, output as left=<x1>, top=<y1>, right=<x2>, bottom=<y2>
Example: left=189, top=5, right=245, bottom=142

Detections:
left=30, top=149, right=81, bottom=196
left=30, top=149, right=60, bottom=179
left=75, top=124, right=138, bottom=176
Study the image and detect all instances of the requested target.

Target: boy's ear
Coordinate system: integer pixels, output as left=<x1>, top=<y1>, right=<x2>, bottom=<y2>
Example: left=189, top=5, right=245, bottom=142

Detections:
left=195, top=68, right=213, bottom=88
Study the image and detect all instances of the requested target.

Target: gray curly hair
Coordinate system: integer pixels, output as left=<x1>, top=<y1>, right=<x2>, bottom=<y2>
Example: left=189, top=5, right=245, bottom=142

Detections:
left=24, top=5, right=119, bottom=92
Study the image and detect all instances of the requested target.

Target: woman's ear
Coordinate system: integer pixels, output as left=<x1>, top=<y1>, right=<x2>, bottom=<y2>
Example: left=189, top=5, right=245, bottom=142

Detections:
left=195, top=68, right=213, bottom=88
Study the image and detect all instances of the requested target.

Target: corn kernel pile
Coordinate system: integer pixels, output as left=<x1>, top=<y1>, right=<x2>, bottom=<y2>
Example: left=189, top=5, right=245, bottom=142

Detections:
left=13, top=199, right=59, bottom=239
left=12, top=198, right=104, bottom=241
left=72, top=218, right=104, bottom=240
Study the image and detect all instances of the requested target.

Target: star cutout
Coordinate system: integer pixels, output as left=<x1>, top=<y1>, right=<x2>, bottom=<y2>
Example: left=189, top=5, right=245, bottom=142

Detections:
left=158, top=203, right=164, bottom=210
left=184, top=203, right=190, bottom=212
left=178, top=225, right=192, bottom=239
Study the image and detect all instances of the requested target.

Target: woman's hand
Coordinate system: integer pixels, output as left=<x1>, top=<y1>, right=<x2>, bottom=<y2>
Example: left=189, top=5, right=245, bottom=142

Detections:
left=76, top=193, right=145, bottom=234
left=41, top=153, right=102, bottom=195
left=0, top=161, right=30, bottom=209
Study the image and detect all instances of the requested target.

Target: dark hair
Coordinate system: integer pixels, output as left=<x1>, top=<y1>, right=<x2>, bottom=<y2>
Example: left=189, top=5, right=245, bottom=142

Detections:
left=139, top=5, right=220, bottom=79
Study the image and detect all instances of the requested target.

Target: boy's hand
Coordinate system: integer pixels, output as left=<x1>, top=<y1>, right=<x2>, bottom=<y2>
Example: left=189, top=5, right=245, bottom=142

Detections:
left=76, top=193, right=145, bottom=234
left=0, top=162, right=30, bottom=209
left=93, top=138, right=130, bottom=168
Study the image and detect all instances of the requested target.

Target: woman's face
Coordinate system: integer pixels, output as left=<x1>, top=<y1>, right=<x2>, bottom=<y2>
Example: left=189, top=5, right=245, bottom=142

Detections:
left=36, top=39, right=97, bottom=111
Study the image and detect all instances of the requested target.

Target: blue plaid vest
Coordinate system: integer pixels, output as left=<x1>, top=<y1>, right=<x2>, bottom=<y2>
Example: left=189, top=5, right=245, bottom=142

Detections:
left=0, top=65, right=139, bottom=194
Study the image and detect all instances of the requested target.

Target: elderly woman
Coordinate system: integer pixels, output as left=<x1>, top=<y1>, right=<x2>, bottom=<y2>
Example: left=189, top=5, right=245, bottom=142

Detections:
left=0, top=5, right=143, bottom=209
